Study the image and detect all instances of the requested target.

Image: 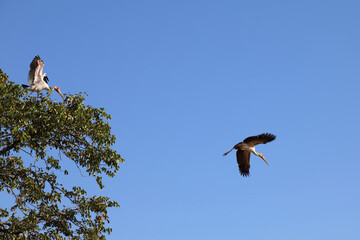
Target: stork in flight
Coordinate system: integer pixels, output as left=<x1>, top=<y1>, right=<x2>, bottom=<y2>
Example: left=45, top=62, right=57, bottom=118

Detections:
left=22, top=55, right=64, bottom=101
left=223, top=133, right=276, bottom=177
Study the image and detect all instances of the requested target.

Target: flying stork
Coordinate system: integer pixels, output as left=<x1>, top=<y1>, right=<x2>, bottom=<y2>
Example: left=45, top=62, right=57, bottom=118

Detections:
left=22, top=55, right=64, bottom=101
left=223, top=133, right=276, bottom=177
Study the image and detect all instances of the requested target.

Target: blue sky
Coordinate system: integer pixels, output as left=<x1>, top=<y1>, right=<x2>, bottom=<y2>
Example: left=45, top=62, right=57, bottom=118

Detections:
left=1, top=1, right=360, bottom=239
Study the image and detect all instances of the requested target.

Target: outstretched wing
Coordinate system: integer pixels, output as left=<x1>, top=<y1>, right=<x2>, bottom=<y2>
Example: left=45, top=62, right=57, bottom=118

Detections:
left=34, top=56, right=45, bottom=85
left=28, top=55, right=41, bottom=85
left=243, top=133, right=276, bottom=147
left=236, top=149, right=251, bottom=177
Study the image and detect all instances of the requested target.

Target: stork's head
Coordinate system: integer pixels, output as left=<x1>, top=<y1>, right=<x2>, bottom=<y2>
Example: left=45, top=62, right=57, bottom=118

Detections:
left=53, top=86, right=65, bottom=101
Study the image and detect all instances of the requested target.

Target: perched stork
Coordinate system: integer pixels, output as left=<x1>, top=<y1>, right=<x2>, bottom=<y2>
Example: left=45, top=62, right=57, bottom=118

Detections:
left=223, top=133, right=276, bottom=177
left=22, top=55, right=64, bottom=101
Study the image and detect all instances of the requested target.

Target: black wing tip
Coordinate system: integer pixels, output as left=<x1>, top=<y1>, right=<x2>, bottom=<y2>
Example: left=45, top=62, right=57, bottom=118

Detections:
left=43, top=76, right=49, bottom=83
left=240, top=171, right=250, bottom=177
left=260, top=133, right=276, bottom=143
left=22, top=84, right=29, bottom=88
left=32, top=55, right=42, bottom=61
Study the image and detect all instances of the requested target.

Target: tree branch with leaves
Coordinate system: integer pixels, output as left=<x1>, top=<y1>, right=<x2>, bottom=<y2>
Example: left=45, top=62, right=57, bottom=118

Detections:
left=0, top=69, right=124, bottom=239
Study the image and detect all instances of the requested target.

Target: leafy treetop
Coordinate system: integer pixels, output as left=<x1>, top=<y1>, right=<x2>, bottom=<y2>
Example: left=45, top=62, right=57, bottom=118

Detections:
left=0, top=69, right=124, bottom=239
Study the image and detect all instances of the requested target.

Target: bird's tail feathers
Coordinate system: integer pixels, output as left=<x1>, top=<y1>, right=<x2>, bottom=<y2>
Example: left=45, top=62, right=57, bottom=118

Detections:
left=223, top=148, right=234, bottom=156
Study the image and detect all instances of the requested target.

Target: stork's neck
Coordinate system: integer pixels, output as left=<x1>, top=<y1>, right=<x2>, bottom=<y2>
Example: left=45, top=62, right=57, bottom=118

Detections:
left=253, top=151, right=262, bottom=157
left=250, top=148, right=263, bottom=158
left=248, top=146, right=257, bottom=154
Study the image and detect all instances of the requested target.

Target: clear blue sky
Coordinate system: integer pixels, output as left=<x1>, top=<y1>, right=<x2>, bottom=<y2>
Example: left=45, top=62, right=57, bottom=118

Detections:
left=1, top=1, right=360, bottom=239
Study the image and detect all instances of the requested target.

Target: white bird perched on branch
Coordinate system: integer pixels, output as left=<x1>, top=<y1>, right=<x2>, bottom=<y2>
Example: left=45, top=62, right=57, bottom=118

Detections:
left=22, top=55, right=64, bottom=101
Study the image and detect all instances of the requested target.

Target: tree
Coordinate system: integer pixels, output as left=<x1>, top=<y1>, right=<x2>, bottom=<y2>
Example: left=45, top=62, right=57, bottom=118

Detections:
left=0, top=69, right=124, bottom=239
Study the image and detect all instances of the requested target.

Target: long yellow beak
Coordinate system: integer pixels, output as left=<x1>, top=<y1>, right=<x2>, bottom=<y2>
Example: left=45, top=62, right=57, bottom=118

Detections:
left=55, top=87, right=65, bottom=101
left=260, top=155, right=269, bottom=166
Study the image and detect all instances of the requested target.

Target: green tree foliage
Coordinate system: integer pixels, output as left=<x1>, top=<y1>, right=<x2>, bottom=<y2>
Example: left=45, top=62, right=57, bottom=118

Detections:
left=0, top=69, right=124, bottom=239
